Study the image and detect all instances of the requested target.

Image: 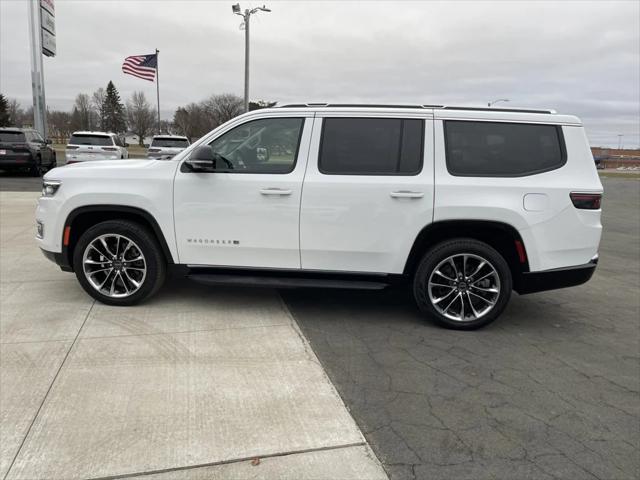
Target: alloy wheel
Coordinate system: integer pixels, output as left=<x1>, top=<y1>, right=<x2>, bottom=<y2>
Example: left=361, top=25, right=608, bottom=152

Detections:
left=82, top=234, right=147, bottom=298
left=427, top=253, right=501, bottom=322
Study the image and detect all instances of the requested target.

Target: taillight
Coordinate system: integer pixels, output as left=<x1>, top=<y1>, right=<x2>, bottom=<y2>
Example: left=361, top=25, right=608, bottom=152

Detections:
left=102, top=147, right=117, bottom=151
left=570, top=192, right=602, bottom=210
left=66, top=145, right=79, bottom=150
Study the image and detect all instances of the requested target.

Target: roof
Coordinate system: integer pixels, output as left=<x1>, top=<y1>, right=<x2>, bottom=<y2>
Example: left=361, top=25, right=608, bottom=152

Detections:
left=0, top=127, right=32, bottom=132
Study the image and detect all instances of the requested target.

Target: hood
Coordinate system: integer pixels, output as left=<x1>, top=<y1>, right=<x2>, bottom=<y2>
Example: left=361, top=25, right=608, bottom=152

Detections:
left=44, top=159, right=178, bottom=181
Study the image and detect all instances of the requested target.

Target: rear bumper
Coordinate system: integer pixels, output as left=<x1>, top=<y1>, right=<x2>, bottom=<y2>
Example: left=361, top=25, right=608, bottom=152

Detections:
left=0, top=157, right=34, bottom=168
left=515, top=256, right=598, bottom=295
left=40, top=248, right=73, bottom=272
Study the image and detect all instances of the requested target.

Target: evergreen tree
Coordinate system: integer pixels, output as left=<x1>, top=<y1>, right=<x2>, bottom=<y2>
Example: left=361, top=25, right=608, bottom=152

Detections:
left=103, top=81, right=126, bottom=133
left=0, top=94, right=10, bottom=127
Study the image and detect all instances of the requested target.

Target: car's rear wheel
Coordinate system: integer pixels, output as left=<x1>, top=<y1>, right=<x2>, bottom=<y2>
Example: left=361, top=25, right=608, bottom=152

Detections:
left=29, top=157, right=43, bottom=177
left=412, top=238, right=512, bottom=330
left=73, top=220, right=166, bottom=306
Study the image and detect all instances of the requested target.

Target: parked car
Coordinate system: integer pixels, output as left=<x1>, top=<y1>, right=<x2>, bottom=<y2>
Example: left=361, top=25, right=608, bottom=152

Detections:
left=36, top=104, right=603, bottom=329
left=65, top=132, right=128, bottom=164
left=147, top=135, right=190, bottom=159
left=0, top=127, right=56, bottom=176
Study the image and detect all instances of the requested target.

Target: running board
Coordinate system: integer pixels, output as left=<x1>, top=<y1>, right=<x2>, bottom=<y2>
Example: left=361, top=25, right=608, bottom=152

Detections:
left=186, top=273, right=389, bottom=290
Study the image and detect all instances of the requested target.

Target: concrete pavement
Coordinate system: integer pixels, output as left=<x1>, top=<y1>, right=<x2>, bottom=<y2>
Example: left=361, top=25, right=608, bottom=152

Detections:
left=0, top=192, right=387, bottom=480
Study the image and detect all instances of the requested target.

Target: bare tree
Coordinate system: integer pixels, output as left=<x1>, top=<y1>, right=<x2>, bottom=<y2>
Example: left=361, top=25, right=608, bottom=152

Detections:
left=70, top=93, right=96, bottom=131
left=47, top=110, right=73, bottom=141
left=92, top=87, right=106, bottom=130
left=126, top=91, right=156, bottom=146
left=203, top=93, right=243, bottom=126
left=173, top=103, right=209, bottom=140
left=7, top=99, right=26, bottom=127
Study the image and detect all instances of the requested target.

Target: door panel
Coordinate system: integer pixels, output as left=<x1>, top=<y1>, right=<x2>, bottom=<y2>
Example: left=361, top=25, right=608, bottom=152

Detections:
left=300, top=115, right=434, bottom=274
left=173, top=116, right=313, bottom=268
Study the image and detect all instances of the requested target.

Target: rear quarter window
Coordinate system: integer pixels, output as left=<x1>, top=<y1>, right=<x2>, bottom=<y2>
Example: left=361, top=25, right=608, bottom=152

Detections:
left=444, top=121, right=566, bottom=177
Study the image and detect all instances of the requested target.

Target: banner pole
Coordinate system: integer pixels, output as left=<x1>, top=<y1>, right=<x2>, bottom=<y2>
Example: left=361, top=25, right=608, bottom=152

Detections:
left=156, top=48, right=160, bottom=133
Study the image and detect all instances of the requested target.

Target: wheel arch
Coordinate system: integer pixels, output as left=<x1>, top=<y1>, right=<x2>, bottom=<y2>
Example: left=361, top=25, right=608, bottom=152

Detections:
left=404, top=220, right=529, bottom=286
left=62, top=205, right=174, bottom=271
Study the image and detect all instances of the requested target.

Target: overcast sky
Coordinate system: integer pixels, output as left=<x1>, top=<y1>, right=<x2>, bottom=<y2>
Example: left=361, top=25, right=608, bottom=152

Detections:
left=1, top=0, right=638, bottom=147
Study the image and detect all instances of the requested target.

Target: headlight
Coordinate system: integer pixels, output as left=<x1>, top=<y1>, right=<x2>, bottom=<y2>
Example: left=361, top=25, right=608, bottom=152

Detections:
left=42, top=180, right=61, bottom=197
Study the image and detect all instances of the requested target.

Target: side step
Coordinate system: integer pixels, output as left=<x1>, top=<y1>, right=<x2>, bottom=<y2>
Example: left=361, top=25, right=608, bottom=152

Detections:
left=186, top=273, right=389, bottom=290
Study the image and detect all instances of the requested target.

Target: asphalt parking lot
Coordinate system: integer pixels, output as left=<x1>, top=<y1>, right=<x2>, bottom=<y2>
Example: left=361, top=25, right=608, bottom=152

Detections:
left=283, top=177, right=640, bottom=480
left=0, top=174, right=638, bottom=480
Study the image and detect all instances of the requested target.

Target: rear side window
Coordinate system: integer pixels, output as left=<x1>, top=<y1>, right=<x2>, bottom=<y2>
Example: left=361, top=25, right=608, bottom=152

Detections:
left=68, top=134, right=114, bottom=146
left=444, top=121, right=565, bottom=177
left=0, top=132, right=26, bottom=142
left=319, top=118, right=423, bottom=175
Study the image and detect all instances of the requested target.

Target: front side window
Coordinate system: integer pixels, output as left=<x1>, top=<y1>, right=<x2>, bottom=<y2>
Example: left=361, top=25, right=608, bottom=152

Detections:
left=207, top=117, right=304, bottom=174
left=444, top=121, right=566, bottom=177
left=319, top=118, right=423, bottom=175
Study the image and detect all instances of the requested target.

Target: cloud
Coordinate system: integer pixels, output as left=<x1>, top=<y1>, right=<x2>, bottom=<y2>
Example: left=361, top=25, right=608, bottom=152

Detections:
left=1, top=0, right=638, bottom=147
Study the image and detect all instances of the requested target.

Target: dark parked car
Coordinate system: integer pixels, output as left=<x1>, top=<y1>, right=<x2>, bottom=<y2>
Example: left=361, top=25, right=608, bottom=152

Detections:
left=0, top=127, right=56, bottom=176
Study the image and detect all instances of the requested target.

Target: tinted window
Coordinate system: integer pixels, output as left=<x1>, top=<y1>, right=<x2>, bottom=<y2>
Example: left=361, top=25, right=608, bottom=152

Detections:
left=69, top=134, right=113, bottom=146
left=444, top=121, right=565, bottom=177
left=0, top=132, right=26, bottom=143
left=207, top=118, right=304, bottom=174
left=152, top=138, right=189, bottom=148
left=319, top=118, right=423, bottom=175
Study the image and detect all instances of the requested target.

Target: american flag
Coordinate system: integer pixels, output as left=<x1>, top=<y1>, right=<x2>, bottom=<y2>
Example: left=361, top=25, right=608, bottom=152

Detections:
left=122, top=53, right=157, bottom=82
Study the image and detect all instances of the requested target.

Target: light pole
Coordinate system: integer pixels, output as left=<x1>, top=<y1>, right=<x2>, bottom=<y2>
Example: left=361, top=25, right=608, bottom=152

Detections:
left=488, top=98, right=510, bottom=107
left=617, top=134, right=624, bottom=150
left=232, top=3, right=271, bottom=113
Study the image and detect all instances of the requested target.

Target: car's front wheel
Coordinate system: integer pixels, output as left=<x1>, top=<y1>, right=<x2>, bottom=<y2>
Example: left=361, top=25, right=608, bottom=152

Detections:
left=413, top=238, right=512, bottom=330
left=73, top=220, right=166, bottom=306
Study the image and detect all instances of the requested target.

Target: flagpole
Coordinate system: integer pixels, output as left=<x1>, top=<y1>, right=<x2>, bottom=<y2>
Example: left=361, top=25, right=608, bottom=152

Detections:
left=155, top=48, right=160, bottom=133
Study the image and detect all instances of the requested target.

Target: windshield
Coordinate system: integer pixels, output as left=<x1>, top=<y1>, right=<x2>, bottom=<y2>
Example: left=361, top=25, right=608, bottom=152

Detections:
left=0, top=132, right=26, bottom=143
left=151, top=138, right=189, bottom=148
left=68, top=134, right=113, bottom=146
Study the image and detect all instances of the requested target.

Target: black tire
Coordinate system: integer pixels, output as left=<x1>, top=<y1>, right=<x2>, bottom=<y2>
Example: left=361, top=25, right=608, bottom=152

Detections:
left=29, top=156, right=43, bottom=177
left=73, top=220, right=166, bottom=306
left=50, top=153, right=57, bottom=170
left=412, top=238, right=512, bottom=330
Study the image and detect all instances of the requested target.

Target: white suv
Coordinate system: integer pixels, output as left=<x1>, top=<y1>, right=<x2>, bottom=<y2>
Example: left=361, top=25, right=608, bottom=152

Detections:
left=147, top=135, right=190, bottom=159
left=36, top=105, right=603, bottom=329
left=65, top=132, right=128, bottom=164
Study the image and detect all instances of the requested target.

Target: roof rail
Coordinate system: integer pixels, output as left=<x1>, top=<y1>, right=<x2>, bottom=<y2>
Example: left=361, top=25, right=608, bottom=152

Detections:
left=276, top=103, right=556, bottom=114
left=441, top=106, right=557, bottom=114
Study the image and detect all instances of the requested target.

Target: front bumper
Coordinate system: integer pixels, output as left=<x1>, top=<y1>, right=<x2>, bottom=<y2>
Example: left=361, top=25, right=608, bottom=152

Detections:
left=40, top=248, right=73, bottom=272
left=515, top=256, right=598, bottom=295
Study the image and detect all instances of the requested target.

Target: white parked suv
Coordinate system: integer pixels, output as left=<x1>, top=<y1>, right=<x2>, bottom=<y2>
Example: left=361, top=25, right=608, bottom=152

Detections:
left=36, top=104, right=603, bottom=329
left=147, top=135, right=190, bottom=159
left=65, top=131, right=128, bottom=164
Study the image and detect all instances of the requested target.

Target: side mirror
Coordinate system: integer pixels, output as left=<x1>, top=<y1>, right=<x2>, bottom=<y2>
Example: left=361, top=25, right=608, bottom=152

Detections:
left=45, top=138, right=52, bottom=144
left=185, top=145, right=216, bottom=171
left=256, top=147, right=270, bottom=162
left=124, top=142, right=130, bottom=147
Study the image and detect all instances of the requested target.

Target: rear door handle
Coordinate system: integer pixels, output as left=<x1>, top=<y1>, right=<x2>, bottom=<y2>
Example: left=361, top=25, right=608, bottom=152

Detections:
left=390, top=191, right=424, bottom=198
left=260, top=188, right=292, bottom=196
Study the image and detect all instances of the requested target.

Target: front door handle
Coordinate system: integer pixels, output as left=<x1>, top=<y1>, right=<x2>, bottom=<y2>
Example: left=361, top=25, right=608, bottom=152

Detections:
left=390, top=191, right=424, bottom=199
left=260, top=188, right=292, bottom=196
